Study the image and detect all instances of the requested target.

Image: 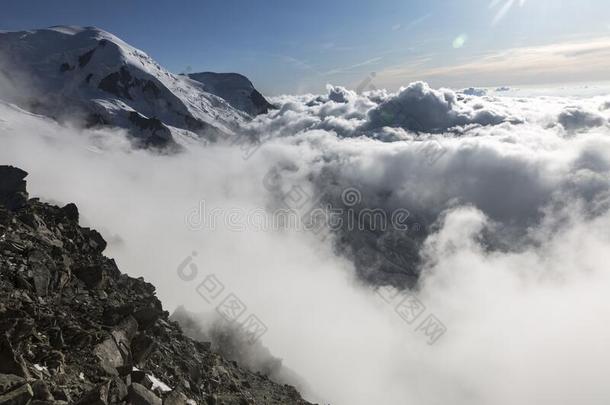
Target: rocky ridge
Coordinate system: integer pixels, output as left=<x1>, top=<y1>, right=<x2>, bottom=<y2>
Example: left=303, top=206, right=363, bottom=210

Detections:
left=0, top=165, right=313, bottom=405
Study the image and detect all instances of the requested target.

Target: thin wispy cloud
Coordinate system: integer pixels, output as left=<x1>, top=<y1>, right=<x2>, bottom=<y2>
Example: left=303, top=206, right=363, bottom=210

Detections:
left=319, top=42, right=355, bottom=52
left=391, top=14, right=432, bottom=33
left=491, top=0, right=527, bottom=25
left=280, top=55, right=320, bottom=74
left=377, top=36, right=610, bottom=89
left=324, top=56, right=383, bottom=76
left=404, top=13, right=433, bottom=31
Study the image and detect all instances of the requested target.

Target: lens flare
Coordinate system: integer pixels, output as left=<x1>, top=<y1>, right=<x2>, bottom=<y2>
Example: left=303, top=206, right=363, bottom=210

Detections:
left=452, top=34, right=468, bottom=49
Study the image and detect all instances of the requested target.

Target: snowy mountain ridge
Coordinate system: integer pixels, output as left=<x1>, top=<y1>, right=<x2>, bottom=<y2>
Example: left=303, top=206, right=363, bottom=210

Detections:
left=188, top=72, right=276, bottom=116
left=0, top=26, right=272, bottom=148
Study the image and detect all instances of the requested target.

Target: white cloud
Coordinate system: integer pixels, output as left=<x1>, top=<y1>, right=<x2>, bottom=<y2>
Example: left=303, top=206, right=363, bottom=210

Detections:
left=557, top=106, right=607, bottom=132
left=2, top=78, right=610, bottom=405
left=365, top=81, right=507, bottom=132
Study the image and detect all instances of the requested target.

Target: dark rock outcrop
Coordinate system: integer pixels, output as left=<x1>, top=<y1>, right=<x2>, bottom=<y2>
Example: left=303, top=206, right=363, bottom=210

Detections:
left=0, top=166, right=28, bottom=211
left=0, top=165, right=313, bottom=405
left=127, top=111, right=174, bottom=148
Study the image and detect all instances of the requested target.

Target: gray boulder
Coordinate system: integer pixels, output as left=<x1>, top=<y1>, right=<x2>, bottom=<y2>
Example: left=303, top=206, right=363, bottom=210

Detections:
left=128, top=383, right=162, bottom=405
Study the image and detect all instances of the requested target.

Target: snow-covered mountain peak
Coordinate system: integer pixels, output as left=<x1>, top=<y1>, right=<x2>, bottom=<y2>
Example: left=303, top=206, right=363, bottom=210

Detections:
left=0, top=26, right=255, bottom=148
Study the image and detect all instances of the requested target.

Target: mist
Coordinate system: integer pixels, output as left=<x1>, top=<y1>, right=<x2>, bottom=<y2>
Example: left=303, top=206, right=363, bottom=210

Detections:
left=1, top=77, right=610, bottom=405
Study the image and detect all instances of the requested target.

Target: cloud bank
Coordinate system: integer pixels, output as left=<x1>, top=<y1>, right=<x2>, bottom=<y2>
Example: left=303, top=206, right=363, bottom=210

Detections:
left=1, top=78, right=610, bottom=405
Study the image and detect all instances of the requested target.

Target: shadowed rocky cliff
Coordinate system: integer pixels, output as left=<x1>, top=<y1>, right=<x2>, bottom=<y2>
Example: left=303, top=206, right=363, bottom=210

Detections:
left=0, top=165, right=313, bottom=405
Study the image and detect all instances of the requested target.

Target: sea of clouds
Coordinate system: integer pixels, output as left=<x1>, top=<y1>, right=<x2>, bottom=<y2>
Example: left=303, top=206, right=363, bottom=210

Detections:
left=1, top=79, right=610, bottom=405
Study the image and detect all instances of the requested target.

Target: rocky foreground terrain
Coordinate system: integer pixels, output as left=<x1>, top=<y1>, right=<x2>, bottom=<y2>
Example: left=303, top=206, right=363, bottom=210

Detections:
left=0, top=165, right=312, bottom=405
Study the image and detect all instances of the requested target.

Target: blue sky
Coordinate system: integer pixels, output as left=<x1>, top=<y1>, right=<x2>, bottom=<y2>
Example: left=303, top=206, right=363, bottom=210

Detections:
left=2, top=0, right=610, bottom=94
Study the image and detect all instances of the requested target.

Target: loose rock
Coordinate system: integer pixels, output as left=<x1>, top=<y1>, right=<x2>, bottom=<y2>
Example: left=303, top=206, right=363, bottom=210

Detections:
left=0, top=166, right=313, bottom=405
left=128, top=383, right=162, bottom=405
left=0, top=383, right=33, bottom=405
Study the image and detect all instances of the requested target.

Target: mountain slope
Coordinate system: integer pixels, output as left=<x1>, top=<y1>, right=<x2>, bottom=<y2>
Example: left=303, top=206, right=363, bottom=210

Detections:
left=0, top=26, right=249, bottom=148
left=187, top=72, right=275, bottom=117
left=0, top=165, right=314, bottom=405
